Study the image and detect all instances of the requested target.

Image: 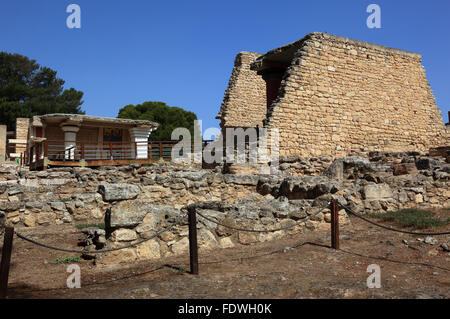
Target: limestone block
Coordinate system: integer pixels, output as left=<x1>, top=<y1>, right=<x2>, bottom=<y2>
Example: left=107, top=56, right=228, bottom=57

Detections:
left=111, top=229, right=137, bottom=242
left=363, top=184, right=393, bottom=200
left=136, top=239, right=161, bottom=260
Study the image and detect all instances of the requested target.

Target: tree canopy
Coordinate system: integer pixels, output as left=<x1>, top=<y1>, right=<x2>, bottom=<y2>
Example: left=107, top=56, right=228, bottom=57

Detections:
left=0, top=52, right=84, bottom=130
left=117, top=101, right=198, bottom=141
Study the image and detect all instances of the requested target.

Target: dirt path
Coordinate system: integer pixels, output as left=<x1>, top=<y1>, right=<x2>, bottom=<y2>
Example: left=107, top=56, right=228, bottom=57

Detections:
left=4, top=213, right=450, bottom=299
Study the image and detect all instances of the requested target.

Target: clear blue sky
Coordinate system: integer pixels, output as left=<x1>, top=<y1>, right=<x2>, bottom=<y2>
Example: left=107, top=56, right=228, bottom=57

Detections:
left=1, top=0, right=449, bottom=130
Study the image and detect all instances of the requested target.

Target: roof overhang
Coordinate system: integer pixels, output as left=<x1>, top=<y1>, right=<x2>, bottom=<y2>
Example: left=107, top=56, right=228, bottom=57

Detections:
left=37, top=114, right=159, bottom=130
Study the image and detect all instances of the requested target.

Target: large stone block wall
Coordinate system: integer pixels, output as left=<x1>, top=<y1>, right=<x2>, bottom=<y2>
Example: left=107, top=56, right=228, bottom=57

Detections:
left=0, top=152, right=448, bottom=230
left=265, top=33, right=447, bottom=157
left=1, top=153, right=449, bottom=264
left=0, top=163, right=261, bottom=227
left=217, top=51, right=266, bottom=129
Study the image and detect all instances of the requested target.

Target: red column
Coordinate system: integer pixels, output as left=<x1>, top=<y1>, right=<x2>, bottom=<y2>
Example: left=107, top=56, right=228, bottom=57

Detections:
left=261, top=69, right=285, bottom=110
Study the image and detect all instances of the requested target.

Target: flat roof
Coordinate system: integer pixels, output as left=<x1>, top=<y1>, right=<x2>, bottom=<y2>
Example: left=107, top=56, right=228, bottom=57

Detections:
left=37, top=113, right=159, bottom=128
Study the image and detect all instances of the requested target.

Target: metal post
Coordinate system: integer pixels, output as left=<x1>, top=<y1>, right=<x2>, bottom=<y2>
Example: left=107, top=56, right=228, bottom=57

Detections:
left=0, top=226, right=14, bottom=298
left=331, top=199, right=340, bottom=250
left=188, top=207, right=199, bottom=275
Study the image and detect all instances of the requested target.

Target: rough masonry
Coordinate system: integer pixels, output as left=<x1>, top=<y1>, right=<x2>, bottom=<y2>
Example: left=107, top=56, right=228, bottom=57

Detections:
left=1, top=151, right=449, bottom=264
left=218, top=32, right=449, bottom=158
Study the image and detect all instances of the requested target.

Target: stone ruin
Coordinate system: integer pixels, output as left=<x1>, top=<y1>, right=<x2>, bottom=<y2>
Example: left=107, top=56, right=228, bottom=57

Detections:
left=218, top=32, right=449, bottom=158
left=0, top=150, right=449, bottom=265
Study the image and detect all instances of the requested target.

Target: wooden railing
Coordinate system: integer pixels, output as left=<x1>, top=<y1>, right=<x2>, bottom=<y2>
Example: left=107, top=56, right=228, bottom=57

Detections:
left=25, top=139, right=213, bottom=165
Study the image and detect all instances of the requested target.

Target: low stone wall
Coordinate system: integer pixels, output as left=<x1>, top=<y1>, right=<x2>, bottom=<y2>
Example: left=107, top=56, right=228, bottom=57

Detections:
left=0, top=152, right=449, bottom=265
left=0, top=152, right=449, bottom=230
left=0, top=163, right=264, bottom=228
left=95, top=197, right=348, bottom=265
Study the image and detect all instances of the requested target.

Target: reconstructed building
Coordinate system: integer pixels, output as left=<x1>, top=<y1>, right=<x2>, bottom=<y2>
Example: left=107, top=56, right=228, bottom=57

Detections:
left=13, top=114, right=161, bottom=170
left=217, top=32, right=449, bottom=157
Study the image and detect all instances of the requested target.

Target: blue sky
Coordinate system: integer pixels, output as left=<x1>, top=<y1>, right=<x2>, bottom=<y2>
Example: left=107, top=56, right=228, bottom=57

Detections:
left=1, top=0, right=449, bottom=130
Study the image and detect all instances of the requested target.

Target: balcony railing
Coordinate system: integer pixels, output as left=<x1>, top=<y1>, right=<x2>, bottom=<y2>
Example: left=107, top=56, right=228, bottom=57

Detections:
left=24, top=139, right=213, bottom=165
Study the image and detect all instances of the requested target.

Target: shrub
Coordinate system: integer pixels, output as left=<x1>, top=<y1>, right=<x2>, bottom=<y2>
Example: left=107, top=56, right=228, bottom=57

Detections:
left=367, top=208, right=450, bottom=229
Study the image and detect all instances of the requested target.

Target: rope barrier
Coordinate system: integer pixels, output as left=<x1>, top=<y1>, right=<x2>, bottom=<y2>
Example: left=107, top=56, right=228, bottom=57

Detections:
left=14, top=223, right=177, bottom=254
left=194, top=204, right=327, bottom=233
left=340, top=203, right=450, bottom=236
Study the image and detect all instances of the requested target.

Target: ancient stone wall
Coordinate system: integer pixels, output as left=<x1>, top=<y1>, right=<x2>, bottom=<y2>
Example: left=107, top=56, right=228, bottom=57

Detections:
left=14, top=118, right=30, bottom=156
left=0, top=152, right=448, bottom=227
left=218, top=33, right=448, bottom=158
left=217, top=51, right=266, bottom=129
left=265, top=33, right=447, bottom=157
left=1, top=152, right=449, bottom=264
left=0, top=125, right=6, bottom=161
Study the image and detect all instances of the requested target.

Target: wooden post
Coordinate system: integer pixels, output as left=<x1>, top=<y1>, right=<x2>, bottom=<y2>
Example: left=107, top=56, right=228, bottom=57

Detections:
left=331, top=199, right=340, bottom=250
left=188, top=207, right=199, bottom=275
left=159, top=142, right=163, bottom=160
left=81, top=143, right=85, bottom=160
left=0, top=226, right=14, bottom=299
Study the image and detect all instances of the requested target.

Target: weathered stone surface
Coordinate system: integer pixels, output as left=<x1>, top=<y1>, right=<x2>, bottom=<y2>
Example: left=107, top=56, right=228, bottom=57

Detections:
left=36, top=212, right=56, bottom=225
left=72, top=193, right=97, bottom=203
left=136, top=239, right=161, bottom=260
left=170, top=171, right=208, bottom=181
left=23, top=215, right=36, bottom=227
left=100, top=248, right=137, bottom=264
left=415, top=158, right=441, bottom=170
left=8, top=186, right=23, bottom=196
left=81, top=227, right=106, bottom=237
left=343, top=157, right=370, bottom=168
left=107, top=201, right=148, bottom=228
left=25, top=201, right=44, bottom=210
left=111, top=229, right=137, bottom=242
left=363, top=184, right=393, bottom=200
left=279, top=176, right=339, bottom=199
left=393, top=163, right=418, bottom=176
left=415, top=194, right=424, bottom=203
left=98, top=183, right=140, bottom=201
left=171, top=237, right=189, bottom=255
left=323, top=159, right=344, bottom=180
left=238, top=232, right=258, bottom=245
left=223, top=174, right=259, bottom=186
left=0, top=200, right=23, bottom=212
left=50, top=201, right=66, bottom=211
left=198, top=229, right=219, bottom=251
left=218, top=237, right=235, bottom=248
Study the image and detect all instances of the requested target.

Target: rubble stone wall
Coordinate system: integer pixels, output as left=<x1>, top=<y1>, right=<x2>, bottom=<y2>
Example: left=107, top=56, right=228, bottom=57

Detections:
left=1, top=151, right=449, bottom=264
left=217, top=52, right=266, bottom=129
left=218, top=33, right=448, bottom=158
left=266, top=33, right=448, bottom=157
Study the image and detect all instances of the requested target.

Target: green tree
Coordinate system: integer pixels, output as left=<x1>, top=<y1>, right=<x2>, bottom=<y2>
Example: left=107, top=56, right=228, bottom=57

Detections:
left=0, top=52, right=84, bottom=130
left=118, top=101, right=199, bottom=141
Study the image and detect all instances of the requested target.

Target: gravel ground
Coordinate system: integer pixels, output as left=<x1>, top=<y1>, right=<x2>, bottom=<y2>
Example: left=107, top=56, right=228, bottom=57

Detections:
left=3, top=210, right=450, bottom=299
